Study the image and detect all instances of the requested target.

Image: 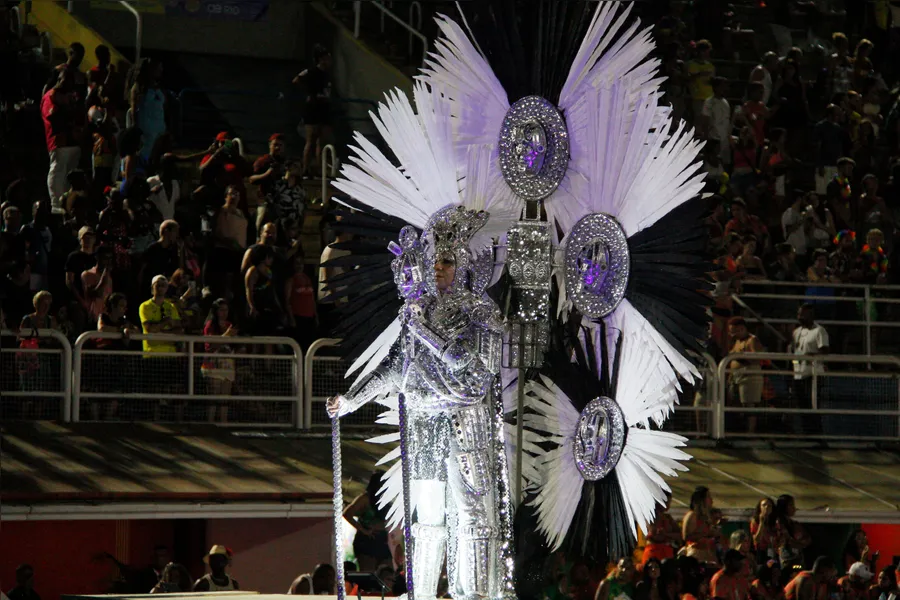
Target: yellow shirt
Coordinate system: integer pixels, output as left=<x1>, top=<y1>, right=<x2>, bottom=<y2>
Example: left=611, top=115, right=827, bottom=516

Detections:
left=688, top=59, right=715, bottom=100
left=139, top=298, right=180, bottom=353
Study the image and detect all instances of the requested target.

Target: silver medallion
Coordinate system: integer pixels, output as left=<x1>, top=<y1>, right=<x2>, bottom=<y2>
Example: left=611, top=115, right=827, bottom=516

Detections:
left=573, top=396, right=626, bottom=481
left=498, top=96, right=569, bottom=201
left=564, top=213, right=630, bottom=319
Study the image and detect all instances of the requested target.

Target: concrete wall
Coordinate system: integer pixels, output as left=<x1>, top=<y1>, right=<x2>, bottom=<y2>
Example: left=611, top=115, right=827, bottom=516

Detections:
left=74, top=0, right=308, bottom=61
left=206, top=517, right=334, bottom=593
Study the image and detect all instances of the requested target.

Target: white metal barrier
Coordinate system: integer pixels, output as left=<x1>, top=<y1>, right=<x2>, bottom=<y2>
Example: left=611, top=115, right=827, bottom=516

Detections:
left=738, top=280, right=900, bottom=356
left=669, top=352, right=721, bottom=438
left=1, top=329, right=72, bottom=422
left=352, top=0, right=428, bottom=65
left=73, top=332, right=303, bottom=427
left=716, top=352, right=900, bottom=441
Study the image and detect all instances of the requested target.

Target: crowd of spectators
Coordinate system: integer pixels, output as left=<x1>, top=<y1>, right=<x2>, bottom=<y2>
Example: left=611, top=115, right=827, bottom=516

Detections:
left=2, top=38, right=331, bottom=419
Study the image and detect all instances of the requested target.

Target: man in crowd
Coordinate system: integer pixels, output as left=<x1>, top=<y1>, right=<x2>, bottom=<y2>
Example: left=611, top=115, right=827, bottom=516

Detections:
left=140, top=275, right=183, bottom=350
left=688, top=39, right=715, bottom=121
left=44, top=42, right=87, bottom=102
left=749, top=51, right=778, bottom=105
left=41, top=71, right=82, bottom=210
left=250, top=133, right=288, bottom=200
left=785, top=557, right=837, bottom=600
left=595, top=557, right=636, bottom=600
left=194, top=545, right=239, bottom=591
left=701, top=76, right=731, bottom=164
left=81, top=247, right=114, bottom=326
left=782, top=190, right=811, bottom=263
left=839, top=562, right=875, bottom=600
left=827, top=157, right=856, bottom=231
left=711, top=549, right=750, bottom=600
left=790, top=304, right=829, bottom=434
left=140, top=220, right=184, bottom=296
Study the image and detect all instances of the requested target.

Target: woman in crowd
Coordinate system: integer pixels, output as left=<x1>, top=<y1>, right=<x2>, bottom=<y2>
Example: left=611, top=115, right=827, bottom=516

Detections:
left=871, top=567, right=898, bottom=600
left=682, top=486, right=721, bottom=567
left=343, top=472, right=392, bottom=572
left=774, top=494, right=811, bottom=574
left=150, top=562, right=192, bottom=593
left=842, top=529, right=878, bottom=573
left=201, top=298, right=238, bottom=423
left=750, top=497, right=780, bottom=564
left=244, top=245, right=283, bottom=337
left=284, top=252, right=317, bottom=352
left=737, top=235, right=768, bottom=281
left=16, top=291, right=60, bottom=419
left=634, top=559, right=664, bottom=600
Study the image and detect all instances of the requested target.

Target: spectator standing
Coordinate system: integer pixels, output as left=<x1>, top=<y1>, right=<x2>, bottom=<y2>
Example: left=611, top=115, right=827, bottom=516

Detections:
left=140, top=220, right=184, bottom=296
left=90, top=105, right=119, bottom=195
left=784, top=557, right=836, bottom=600
left=16, top=291, right=59, bottom=417
left=711, top=550, right=751, bottom=600
left=146, top=154, right=181, bottom=222
left=807, top=193, right=837, bottom=251
left=641, top=492, right=682, bottom=563
left=682, top=486, right=721, bottom=566
left=728, top=317, right=765, bottom=433
left=250, top=133, right=288, bottom=218
left=41, top=71, right=82, bottom=210
left=828, top=33, right=854, bottom=97
left=343, top=472, right=392, bottom=571
left=87, top=45, right=124, bottom=115
left=199, top=132, right=252, bottom=217
left=731, top=126, right=761, bottom=197
left=775, top=495, right=812, bottom=571
left=65, top=226, right=98, bottom=331
left=130, top=58, right=166, bottom=162
left=206, top=186, right=248, bottom=303
left=827, top=158, right=857, bottom=231
left=829, top=230, right=859, bottom=282
left=201, top=298, right=238, bottom=423
left=594, top=557, right=636, bottom=600
left=814, top=106, right=850, bottom=197
left=725, top=199, right=770, bottom=250
left=293, top=44, right=333, bottom=178
left=20, top=200, right=52, bottom=292
left=688, top=40, right=715, bottom=122
left=701, top=77, right=732, bottom=164
left=769, top=243, right=804, bottom=283
left=285, top=253, right=317, bottom=351
left=749, top=51, right=779, bottom=105
left=842, top=530, right=878, bottom=574
left=839, top=563, right=874, bottom=600
left=244, top=245, right=283, bottom=336
left=806, top=249, right=835, bottom=283
left=738, top=82, right=770, bottom=147
left=150, top=563, right=192, bottom=594
left=6, top=564, right=40, bottom=600
left=139, top=274, right=182, bottom=352
left=94, top=292, right=136, bottom=419
left=789, top=304, right=829, bottom=434
left=750, top=498, right=780, bottom=564
left=260, top=161, right=307, bottom=234
left=81, top=246, right=114, bottom=325
left=858, top=229, right=889, bottom=285
left=98, top=189, right=134, bottom=279
left=737, top=235, right=767, bottom=281
left=782, top=193, right=811, bottom=260
left=770, top=60, right=808, bottom=156
left=44, top=42, right=87, bottom=100
left=194, top=545, right=239, bottom=591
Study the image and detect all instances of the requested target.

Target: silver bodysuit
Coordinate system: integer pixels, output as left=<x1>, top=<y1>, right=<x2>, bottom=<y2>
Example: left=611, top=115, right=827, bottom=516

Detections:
left=339, top=289, right=506, bottom=600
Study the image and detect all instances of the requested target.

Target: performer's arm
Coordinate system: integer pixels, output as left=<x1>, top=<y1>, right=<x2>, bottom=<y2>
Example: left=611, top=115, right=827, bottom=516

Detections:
left=327, top=342, right=401, bottom=418
left=407, top=302, right=503, bottom=372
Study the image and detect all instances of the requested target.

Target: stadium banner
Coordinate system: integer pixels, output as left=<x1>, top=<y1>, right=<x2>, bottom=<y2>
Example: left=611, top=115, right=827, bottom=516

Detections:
left=90, top=0, right=270, bottom=21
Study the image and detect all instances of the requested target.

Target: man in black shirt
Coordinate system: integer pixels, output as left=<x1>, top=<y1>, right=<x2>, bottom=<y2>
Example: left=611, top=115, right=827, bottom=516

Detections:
left=64, top=226, right=97, bottom=331
left=140, top=220, right=184, bottom=296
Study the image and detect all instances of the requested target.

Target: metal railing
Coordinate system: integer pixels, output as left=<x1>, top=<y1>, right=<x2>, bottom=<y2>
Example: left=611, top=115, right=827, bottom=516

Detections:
left=716, top=352, right=900, bottom=441
left=667, top=352, right=720, bottom=438
left=353, top=0, right=427, bottom=66
left=737, top=280, right=900, bottom=356
left=1, top=329, right=72, bottom=422
left=73, top=332, right=304, bottom=427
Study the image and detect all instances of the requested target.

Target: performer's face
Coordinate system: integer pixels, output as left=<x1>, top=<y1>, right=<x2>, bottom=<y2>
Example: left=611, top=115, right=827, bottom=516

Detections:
left=434, top=254, right=456, bottom=292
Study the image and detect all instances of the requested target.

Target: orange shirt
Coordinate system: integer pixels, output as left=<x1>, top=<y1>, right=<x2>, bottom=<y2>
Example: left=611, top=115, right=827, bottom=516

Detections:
left=711, top=569, right=751, bottom=600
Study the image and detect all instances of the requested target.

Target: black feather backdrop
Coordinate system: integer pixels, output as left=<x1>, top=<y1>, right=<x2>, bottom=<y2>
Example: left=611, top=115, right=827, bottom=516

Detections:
left=323, top=196, right=412, bottom=367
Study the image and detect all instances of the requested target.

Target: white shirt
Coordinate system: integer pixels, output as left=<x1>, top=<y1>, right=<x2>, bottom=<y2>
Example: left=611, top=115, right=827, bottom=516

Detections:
left=781, top=206, right=808, bottom=255
left=318, top=245, right=350, bottom=303
left=792, top=323, right=829, bottom=379
left=147, top=175, right=180, bottom=222
left=702, top=96, right=731, bottom=147
left=752, top=65, right=773, bottom=104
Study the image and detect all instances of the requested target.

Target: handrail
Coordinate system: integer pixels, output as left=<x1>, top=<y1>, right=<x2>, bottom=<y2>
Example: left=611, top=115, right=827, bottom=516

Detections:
left=741, top=279, right=900, bottom=292
left=353, top=0, right=428, bottom=66
left=72, top=331, right=304, bottom=427
left=730, top=293, right=788, bottom=344
left=715, top=352, right=900, bottom=440
left=321, top=143, right=337, bottom=201
left=304, top=338, right=341, bottom=429
left=118, top=0, right=141, bottom=64
left=408, top=1, right=422, bottom=58
left=0, top=328, right=72, bottom=422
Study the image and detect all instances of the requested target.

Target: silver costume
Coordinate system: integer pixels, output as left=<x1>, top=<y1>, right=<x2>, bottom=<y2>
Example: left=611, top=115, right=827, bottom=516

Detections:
left=334, top=206, right=510, bottom=600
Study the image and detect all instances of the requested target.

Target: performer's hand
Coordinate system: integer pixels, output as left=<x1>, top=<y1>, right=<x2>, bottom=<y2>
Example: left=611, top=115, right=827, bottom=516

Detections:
left=326, top=395, right=344, bottom=418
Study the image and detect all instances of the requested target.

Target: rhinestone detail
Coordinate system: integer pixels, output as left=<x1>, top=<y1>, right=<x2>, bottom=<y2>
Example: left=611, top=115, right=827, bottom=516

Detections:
left=498, top=96, right=569, bottom=201
left=572, top=396, right=626, bottom=481
left=564, top=212, right=630, bottom=319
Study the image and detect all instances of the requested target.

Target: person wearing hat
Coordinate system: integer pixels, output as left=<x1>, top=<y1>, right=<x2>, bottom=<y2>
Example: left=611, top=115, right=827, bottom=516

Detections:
left=838, top=562, right=875, bottom=600
left=193, top=545, right=239, bottom=591
left=199, top=131, right=251, bottom=219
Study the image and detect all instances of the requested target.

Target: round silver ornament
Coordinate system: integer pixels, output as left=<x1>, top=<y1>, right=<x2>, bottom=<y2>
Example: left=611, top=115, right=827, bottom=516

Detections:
left=564, top=212, right=630, bottom=319
left=498, top=96, right=569, bottom=201
left=573, top=396, right=626, bottom=481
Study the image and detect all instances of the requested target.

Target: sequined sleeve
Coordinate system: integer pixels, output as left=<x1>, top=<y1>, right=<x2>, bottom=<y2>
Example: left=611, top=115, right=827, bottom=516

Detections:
left=339, top=342, right=402, bottom=416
